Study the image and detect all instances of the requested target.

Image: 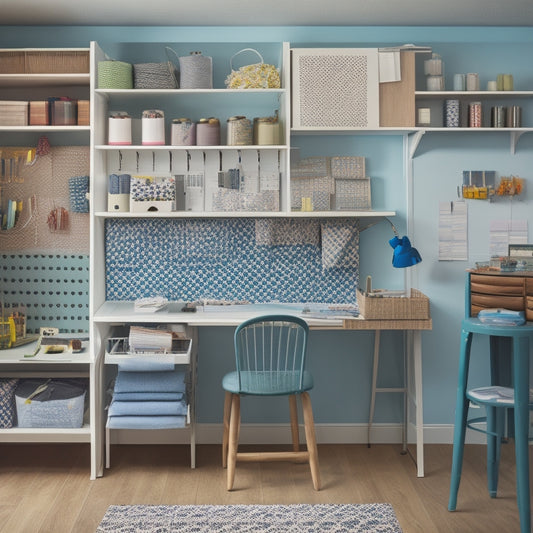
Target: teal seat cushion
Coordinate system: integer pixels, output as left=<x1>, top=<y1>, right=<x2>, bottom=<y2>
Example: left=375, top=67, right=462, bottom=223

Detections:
left=222, top=370, right=314, bottom=396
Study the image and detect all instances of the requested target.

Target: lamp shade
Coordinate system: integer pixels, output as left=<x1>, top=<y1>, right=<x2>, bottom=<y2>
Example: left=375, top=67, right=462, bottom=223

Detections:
left=389, top=235, right=422, bottom=268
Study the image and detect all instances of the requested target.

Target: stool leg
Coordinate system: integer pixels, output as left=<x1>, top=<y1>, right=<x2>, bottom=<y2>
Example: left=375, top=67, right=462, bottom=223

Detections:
left=486, top=405, right=505, bottom=498
left=448, top=329, right=472, bottom=511
left=512, top=336, right=530, bottom=533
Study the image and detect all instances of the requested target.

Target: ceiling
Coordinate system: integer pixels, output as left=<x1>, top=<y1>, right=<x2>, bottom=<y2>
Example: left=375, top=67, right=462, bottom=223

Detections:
left=2, top=0, right=533, bottom=27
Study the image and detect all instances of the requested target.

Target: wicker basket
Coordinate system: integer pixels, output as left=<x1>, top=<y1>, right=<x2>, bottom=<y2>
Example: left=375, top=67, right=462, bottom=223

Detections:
left=0, top=50, right=89, bottom=74
left=357, top=288, right=430, bottom=320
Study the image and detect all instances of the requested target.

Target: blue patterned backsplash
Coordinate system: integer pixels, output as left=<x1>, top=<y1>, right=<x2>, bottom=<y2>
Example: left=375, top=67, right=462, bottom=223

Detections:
left=105, top=218, right=359, bottom=304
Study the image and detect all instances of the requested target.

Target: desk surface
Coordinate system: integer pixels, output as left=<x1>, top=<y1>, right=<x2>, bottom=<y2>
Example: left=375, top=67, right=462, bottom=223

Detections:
left=94, top=301, right=432, bottom=331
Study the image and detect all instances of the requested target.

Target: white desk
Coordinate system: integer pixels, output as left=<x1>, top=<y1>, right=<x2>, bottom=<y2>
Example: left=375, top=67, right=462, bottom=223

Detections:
left=94, top=302, right=431, bottom=477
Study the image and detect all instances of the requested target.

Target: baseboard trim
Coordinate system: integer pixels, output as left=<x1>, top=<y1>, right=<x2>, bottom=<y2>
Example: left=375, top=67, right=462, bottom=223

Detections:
left=110, top=423, right=487, bottom=445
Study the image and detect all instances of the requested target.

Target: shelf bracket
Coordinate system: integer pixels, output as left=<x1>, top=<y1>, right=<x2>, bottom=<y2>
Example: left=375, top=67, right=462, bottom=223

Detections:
left=408, top=130, right=426, bottom=160
left=510, top=131, right=525, bottom=155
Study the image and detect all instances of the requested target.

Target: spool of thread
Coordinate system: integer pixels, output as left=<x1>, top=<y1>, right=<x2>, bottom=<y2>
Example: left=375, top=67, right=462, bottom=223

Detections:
left=171, top=118, right=196, bottom=146
left=503, top=74, right=514, bottom=91
left=487, top=80, right=498, bottom=91
left=179, top=51, right=213, bottom=89
left=227, top=116, right=252, bottom=145
left=97, top=60, right=133, bottom=89
left=497, top=74, right=505, bottom=91
left=466, top=73, right=479, bottom=91
left=468, top=102, right=482, bottom=127
left=426, top=75, right=444, bottom=91
left=253, top=116, right=280, bottom=145
left=444, top=100, right=460, bottom=127
left=196, top=118, right=220, bottom=145
left=453, top=74, right=466, bottom=91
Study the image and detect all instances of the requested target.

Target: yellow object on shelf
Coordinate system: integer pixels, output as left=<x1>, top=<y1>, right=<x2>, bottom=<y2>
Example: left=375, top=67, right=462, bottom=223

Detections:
left=0, top=316, right=16, bottom=349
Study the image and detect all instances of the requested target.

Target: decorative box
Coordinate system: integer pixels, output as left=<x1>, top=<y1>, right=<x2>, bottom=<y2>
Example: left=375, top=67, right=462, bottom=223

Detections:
left=0, top=101, right=28, bottom=126
left=29, top=101, right=49, bottom=125
left=77, top=100, right=90, bottom=126
left=130, top=175, right=175, bottom=212
left=51, top=98, right=76, bottom=126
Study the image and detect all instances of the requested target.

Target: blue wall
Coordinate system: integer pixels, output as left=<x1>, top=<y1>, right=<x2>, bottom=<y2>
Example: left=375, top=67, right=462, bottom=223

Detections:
left=2, top=25, right=533, bottom=431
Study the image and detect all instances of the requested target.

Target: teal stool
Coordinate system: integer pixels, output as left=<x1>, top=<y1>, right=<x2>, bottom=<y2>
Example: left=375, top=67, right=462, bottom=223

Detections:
left=448, top=317, right=533, bottom=533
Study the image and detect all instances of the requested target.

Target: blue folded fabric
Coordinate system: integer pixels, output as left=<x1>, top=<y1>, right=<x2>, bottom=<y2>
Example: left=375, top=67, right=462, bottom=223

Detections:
left=117, top=359, right=175, bottom=372
left=107, top=415, right=187, bottom=429
left=108, top=399, right=188, bottom=417
left=112, top=391, right=184, bottom=402
left=113, top=369, right=186, bottom=394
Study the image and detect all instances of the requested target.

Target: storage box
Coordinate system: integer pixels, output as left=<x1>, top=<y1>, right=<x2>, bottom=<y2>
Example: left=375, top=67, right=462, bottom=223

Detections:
left=77, top=100, right=90, bottom=126
left=0, top=101, right=28, bottom=126
left=15, top=378, right=86, bottom=428
left=51, top=99, right=76, bottom=126
left=356, top=288, right=430, bottom=320
left=29, top=101, right=49, bottom=125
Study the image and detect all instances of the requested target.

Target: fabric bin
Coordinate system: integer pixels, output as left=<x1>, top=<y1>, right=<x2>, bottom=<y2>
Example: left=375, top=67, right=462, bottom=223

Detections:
left=0, top=378, right=19, bottom=428
left=15, top=378, right=86, bottom=428
left=29, top=101, right=49, bottom=125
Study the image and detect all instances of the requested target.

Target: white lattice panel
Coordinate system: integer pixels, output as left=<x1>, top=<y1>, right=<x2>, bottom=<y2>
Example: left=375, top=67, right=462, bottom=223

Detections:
left=291, top=48, right=379, bottom=129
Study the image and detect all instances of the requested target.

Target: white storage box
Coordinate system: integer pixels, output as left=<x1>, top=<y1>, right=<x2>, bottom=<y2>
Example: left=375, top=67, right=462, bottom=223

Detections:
left=15, top=378, right=86, bottom=428
left=0, top=101, right=28, bottom=126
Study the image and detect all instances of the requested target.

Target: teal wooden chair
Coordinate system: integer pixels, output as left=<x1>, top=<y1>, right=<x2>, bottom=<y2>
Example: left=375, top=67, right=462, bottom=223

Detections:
left=221, top=315, right=320, bottom=491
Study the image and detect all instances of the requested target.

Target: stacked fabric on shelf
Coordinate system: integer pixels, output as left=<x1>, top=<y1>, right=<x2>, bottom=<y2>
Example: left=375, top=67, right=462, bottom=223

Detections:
left=107, top=368, right=188, bottom=430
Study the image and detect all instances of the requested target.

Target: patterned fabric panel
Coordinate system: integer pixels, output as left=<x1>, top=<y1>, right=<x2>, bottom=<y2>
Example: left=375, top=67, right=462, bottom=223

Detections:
left=105, top=219, right=359, bottom=304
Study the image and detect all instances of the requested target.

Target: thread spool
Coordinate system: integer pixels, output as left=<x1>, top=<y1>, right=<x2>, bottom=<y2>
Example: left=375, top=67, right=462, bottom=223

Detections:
left=468, top=102, right=482, bottom=127
left=179, top=51, right=213, bottom=89
left=444, top=100, right=460, bottom=127
left=253, top=116, right=280, bottom=145
left=196, top=118, right=220, bottom=146
left=466, top=73, right=479, bottom=91
left=453, top=74, right=466, bottom=91
left=142, top=109, right=165, bottom=146
left=171, top=118, right=196, bottom=146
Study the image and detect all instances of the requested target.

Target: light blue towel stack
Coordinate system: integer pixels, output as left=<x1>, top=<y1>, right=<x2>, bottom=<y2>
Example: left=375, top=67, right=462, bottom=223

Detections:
left=107, top=368, right=188, bottom=430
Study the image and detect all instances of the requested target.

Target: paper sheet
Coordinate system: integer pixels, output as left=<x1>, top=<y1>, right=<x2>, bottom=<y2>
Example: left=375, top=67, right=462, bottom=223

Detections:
left=489, top=219, right=528, bottom=256
left=438, top=201, right=468, bottom=261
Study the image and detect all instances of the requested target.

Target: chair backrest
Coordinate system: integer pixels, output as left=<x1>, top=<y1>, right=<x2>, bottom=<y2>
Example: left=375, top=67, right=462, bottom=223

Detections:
left=233, top=315, right=309, bottom=395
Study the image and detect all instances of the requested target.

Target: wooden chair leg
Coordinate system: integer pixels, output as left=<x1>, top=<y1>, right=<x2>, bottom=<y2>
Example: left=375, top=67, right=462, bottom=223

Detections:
left=222, top=391, right=232, bottom=468
left=289, top=394, right=300, bottom=452
left=301, top=391, right=321, bottom=490
left=227, top=393, right=241, bottom=491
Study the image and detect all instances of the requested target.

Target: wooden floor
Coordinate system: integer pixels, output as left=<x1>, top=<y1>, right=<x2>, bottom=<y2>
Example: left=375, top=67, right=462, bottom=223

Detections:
left=0, top=442, right=528, bottom=533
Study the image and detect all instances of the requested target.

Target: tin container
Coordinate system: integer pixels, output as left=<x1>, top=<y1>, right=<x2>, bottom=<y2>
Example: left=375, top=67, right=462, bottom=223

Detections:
left=227, top=116, right=252, bottom=145
left=507, top=106, right=522, bottom=127
left=444, top=99, right=460, bottom=127
left=142, top=109, right=165, bottom=145
left=108, top=111, right=132, bottom=145
left=196, top=117, right=220, bottom=146
left=253, top=116, right=280, bottom=145
left=468, top=102, right=482, bottom=128
left=491, top=106, right=506, bottom=128
left=171, top=118, right=196, bottom=146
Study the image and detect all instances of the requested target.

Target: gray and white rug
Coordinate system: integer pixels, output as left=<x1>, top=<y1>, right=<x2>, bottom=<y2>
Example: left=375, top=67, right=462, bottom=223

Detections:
left=96, top=503, right=403, bottom=532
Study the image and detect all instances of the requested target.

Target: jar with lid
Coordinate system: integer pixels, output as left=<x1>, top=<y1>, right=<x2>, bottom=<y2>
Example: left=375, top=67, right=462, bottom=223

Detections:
left=196, top=118, right=220, bottom=146
left=108, top=111, right=132, bottom=145
left=227, top=116, right=252, bottom=145
left=142, top=109, right=165, bottom=145
left=171, top=118, right=196, bottom=146
left=253, top=115, right=280, bottom=145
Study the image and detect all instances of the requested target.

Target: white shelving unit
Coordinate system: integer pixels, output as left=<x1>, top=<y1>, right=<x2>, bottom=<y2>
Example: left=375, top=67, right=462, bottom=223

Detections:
left=0, top=47, right=103, bottom=479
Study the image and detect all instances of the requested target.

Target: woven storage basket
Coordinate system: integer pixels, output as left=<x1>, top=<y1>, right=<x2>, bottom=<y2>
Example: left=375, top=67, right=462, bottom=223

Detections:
left=357, top=288, right=430, bottom=320
left=0, top=378, right=19, bottom=428
left=334, top=178, right=371, bottom=210
left=0, top=51, right=25, bottom=73
left=25, top=50, right=89, bottom=74
left=98, top=60, right=133, bottom=89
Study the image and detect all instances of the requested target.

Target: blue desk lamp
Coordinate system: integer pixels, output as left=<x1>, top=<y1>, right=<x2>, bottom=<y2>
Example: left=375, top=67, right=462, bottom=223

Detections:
left=387, top=219, right=422, bottom=268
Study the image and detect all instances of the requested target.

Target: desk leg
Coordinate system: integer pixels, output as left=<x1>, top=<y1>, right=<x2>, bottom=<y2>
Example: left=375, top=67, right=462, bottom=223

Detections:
left=367, top=330, right=381, bottom=447
left=412, top=330, right=424, bottom=477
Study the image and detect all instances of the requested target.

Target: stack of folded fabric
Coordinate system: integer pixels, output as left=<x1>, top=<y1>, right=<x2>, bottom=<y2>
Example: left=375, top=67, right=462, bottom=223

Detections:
left=107, top=368, right=188, bottom=430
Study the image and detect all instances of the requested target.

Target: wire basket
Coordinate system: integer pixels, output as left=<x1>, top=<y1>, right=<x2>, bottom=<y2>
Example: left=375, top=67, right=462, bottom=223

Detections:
left=334, top=178, right=371, bottom=210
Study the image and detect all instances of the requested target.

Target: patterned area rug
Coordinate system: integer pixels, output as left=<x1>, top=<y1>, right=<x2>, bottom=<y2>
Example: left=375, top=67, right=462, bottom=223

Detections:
left=96, top=503, right=403, bottom=532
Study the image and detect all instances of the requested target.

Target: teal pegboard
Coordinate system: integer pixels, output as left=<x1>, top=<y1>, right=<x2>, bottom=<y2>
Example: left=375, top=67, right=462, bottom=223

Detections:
left=1, top=254, right=89, bottom=334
